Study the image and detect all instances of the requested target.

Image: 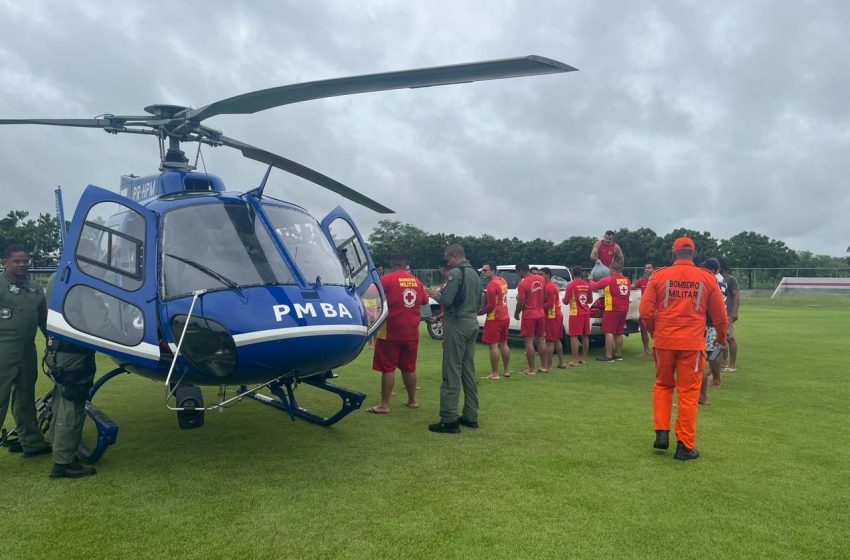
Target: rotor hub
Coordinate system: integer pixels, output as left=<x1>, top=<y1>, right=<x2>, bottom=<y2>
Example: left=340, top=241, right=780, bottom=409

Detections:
left=144, top=104, right=190, bottom=119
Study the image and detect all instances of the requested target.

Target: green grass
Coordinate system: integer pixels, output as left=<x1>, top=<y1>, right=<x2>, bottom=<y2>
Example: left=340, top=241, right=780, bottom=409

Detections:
left=2, top=296, right=849, bottom=559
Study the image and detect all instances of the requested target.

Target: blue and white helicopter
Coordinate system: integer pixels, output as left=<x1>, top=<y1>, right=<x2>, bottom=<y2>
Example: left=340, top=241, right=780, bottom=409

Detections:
left=1, top=56, right=575, bottom=462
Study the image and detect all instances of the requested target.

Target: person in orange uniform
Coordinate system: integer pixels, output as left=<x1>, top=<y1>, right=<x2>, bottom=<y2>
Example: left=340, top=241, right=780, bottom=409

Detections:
left=562, top=266, right=591, bottom=366
left=588, top=261, right=631, bottom=361
left=367, top=257, right=428, bottom=414
left=541, top=268, right=566, bottom=369
left=633, top=263, right=654, bottom=356
left=639, top=237, right=728, bottom=460
left=514, top=262, right=546, bottom=375
left=478, top=262, right=510, bottom=379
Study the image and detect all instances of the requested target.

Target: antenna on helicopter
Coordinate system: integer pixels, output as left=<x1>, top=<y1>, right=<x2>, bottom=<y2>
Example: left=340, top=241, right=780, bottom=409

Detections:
left=246, top=165, right=274, bottom=199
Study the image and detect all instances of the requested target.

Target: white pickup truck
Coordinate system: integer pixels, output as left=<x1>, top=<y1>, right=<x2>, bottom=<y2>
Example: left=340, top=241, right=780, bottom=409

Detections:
left=424, top=264, right=642, bottom=346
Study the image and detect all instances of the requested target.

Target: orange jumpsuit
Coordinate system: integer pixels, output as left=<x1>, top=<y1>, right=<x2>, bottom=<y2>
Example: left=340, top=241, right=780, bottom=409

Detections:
left=639, top=259, right=728, bottom=449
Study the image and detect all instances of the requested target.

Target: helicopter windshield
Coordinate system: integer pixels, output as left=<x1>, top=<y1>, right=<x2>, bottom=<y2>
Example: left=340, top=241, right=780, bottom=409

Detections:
left=162, top=203, right=295, bottom=299
left=262, top=203, right=346, bottom=286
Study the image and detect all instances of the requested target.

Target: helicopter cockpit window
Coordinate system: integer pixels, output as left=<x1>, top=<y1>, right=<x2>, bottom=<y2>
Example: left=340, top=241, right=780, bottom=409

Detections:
left=78, top=202, right=144, bottom=291
left=262, top=204, right=346, bottom=286
left=327, top=218, right=370, bottom=287
left=162, top=202, right=295, bottom=299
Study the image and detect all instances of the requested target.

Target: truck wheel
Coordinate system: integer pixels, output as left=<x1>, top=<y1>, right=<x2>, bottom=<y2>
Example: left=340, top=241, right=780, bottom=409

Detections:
left=427, top=318, right=444, bottom=340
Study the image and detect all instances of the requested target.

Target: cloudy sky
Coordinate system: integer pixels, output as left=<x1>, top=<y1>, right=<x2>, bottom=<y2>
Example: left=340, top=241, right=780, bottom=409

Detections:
left=1, top=0, right=849, bottom=257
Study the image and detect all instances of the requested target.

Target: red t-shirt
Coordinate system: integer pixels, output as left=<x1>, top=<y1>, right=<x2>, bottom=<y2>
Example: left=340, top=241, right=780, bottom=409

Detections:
left=596, top=240, right=620, bottom=266
left=517, top=273, right=545, bottom=319
left=563, top=278, right=592, bottom=316
left=589, top=273, right=631, bottom=313
left=376, top=270, right=427, bottom=341
left=481, top=276, right=509, bottom=321
left=634, top=276, right=650, bottom=294
left=544, top=280, right=563, bottom=319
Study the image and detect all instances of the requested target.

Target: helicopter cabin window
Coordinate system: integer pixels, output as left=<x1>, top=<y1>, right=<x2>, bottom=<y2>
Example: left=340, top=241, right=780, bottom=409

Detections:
left=161, top=202, right=295, bottom=299
left=262, top=204, right=347, bottom=286
left=64, top=285, right=145, bottom=346
left=327, top=218, right=370, bottom=287
left=77, top=202, right=145, bottom=291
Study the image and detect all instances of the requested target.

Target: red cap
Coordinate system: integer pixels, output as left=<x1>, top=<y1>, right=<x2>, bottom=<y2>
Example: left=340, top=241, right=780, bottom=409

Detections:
left=672, top=236, right=694, bottom=250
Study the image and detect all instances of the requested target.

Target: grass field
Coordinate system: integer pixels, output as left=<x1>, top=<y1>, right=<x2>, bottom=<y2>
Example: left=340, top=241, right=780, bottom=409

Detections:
left=2, top=295, right=849, bottom=559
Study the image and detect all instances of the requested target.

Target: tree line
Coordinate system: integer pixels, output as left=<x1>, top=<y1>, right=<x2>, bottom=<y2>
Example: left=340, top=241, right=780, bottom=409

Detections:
left=367, top=220, right=849, bottom=271
left=2, top=210, right=847, bottom=272
left=1, top=211, right=62, bottom=265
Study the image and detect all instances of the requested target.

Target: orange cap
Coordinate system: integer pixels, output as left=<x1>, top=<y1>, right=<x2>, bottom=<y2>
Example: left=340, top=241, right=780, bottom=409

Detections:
left=672, top=236, right=694, bottom=250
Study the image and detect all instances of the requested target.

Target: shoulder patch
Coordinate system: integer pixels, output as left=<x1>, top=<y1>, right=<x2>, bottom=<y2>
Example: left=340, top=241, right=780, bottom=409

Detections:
left=0, top=307, right=12, bottom=320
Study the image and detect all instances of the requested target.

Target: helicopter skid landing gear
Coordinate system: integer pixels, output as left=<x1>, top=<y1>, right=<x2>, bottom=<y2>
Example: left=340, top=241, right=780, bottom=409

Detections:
left=238, top=372, right=365, bottom=427
left=68, top=367, right=127, bottom=464
left=34, top=368, right=125, bottom=465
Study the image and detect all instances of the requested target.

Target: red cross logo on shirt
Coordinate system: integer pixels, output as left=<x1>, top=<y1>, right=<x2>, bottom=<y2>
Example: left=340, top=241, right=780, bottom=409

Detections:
left=402, top=288, right=417, bottom=308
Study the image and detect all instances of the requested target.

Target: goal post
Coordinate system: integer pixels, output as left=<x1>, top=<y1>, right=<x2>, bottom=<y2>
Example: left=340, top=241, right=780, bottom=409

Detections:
left=771, top=277, right=850, bottom=298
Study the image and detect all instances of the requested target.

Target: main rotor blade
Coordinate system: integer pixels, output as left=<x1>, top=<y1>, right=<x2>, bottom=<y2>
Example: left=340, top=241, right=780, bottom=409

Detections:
left=186, top=55, right=576, bottom=122
left=219, top=135, right=394, bottom=214
left=0, top=116, right=156, bottom=128
left=0, top=118, right=113, bottom=128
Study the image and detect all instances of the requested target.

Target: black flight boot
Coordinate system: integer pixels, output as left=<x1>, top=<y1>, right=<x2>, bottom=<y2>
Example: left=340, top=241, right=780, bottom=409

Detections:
left=673, top=441, right=700, bottom=461
left=49, top=462, right=97, bottom=479
left=653, top=430, right=669, bottom=450
left=457, top=417, right=479, bottom=429
left=23, top=445, right=52, bottom=458
left=428, top=420, right=460, bottom=434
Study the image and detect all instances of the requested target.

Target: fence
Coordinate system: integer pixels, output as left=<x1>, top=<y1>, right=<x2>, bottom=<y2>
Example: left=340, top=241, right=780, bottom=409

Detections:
left=412, top=267, right=850, bottom=291
left=722, top=268, right=850, bottom=290
left=9, top=266, right=850, bottom=292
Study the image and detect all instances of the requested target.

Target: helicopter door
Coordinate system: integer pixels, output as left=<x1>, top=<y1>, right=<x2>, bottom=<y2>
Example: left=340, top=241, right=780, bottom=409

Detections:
left=48, top=185, right=161, bottom=370
left=320, top=207, right=386, bottom=335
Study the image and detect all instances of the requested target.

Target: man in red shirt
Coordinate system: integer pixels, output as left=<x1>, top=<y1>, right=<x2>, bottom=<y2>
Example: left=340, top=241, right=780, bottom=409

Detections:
left=367, top=257, right=427, bottom=414
left=589, top=261, right=631, bottom=362
left=514, top=262, right=546, bottom=375
left=633, top=263, right=654, bottom=356
left=640, top=237, right=728, bottom=460
left=478, top=262, right=510, bottom=379
left=590, top=230, right=625, bottom=267
left=541, top=268, right=566, bottom=370
left=562, top=266, right=591, bottom=366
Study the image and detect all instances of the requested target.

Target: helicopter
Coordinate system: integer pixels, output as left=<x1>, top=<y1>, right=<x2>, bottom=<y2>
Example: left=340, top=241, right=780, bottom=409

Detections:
left=0, top=55, right=576, bottom=462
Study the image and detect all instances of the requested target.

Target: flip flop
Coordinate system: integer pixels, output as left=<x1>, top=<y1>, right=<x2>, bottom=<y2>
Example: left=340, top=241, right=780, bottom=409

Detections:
left=367, top=406, right=389, bottom=414
left=404, top=402, right=419, bottom=408
left=522, top=370, right=537, bottom=376
left=503, top=372, right=511, bottom=377
left=568, top=361, right=580, bottom=367
left=481, top=375, right=501, bottom=380
left=557, top=364, right=567, bottom=369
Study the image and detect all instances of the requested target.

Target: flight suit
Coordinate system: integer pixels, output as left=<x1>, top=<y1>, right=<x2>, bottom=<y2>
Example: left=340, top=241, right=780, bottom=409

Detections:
left=0, top=271, right=49, bottom=453
left=45, top=274, right=99, bottom=465
left=434, top=259, right=482, bottom=423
